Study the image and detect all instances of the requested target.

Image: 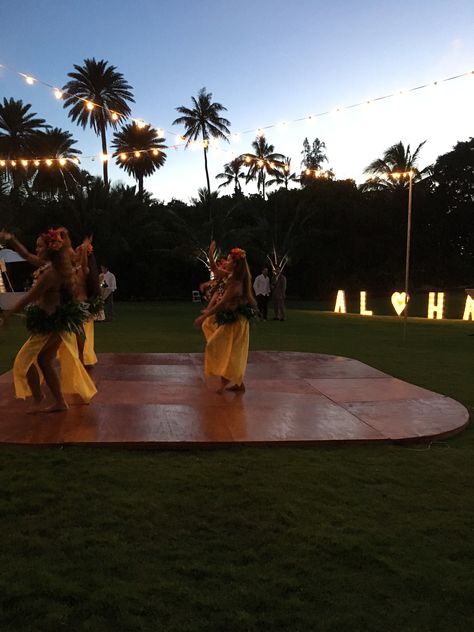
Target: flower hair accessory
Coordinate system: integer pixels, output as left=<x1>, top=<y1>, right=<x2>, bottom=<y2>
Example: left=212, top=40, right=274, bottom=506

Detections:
left=77, top=242, right=94, bottom=255
left=41, top=228, right=64, bottom=251
left=230, top=247, right=246, bottom=260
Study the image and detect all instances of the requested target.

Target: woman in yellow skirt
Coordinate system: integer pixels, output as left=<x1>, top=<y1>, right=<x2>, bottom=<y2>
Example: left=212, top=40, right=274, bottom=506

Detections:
left=1, top=228, right=97, bottom=412
left=1, top=228, right=101, bottom=368
left=194, top=247, right=257, bottom=393
left=72, top=237, right=102, bottom=367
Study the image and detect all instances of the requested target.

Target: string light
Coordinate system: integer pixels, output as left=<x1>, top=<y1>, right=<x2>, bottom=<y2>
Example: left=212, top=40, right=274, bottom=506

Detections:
left=0, top=58, right=471, bottom=167
left=0, top=149, right=172, bottom=166
left=0, top=60, right=471, bottom=169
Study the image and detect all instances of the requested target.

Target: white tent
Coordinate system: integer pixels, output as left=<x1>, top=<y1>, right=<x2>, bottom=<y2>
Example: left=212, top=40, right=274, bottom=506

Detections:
left=0, top=248, right=25, bottom=263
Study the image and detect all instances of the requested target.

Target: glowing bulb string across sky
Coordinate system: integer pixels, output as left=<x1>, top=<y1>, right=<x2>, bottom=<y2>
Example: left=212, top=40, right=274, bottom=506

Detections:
left=0, top=60, right=472, bottom=167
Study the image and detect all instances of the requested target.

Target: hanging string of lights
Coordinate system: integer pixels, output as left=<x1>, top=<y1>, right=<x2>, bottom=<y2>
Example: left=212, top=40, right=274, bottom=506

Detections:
left=0, top=60, right=472, bottom=166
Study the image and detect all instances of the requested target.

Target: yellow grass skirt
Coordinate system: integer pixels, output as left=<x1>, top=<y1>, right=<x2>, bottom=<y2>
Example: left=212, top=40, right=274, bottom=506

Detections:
left=13, top=332, right=97, bottom=403
left=82, top=319, right=97, bottom=366
left=202, top=315, right=249, bottom=385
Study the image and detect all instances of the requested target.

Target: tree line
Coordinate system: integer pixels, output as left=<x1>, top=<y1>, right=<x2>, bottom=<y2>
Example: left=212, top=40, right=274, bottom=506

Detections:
left=1, top=57, right=472, bottom=298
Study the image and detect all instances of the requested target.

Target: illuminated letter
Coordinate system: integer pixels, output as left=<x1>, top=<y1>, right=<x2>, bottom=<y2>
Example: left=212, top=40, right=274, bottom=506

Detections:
left=391, top=292, right=409, bottom=316
left=360, top=291, right=373, bottom=316
left=427, top=292, right=445, bottom=319
left=334, top=290, right=346, bottom=313
left=463, top=296, right=474, bottom=321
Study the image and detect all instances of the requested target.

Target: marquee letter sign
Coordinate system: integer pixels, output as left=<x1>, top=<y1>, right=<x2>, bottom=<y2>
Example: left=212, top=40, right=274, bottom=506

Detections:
left=391, top=292, right=409, bottom=316
left=427, top=292, right=445, bottom=319
left=360, top=291, right=373, bottom=316
left=332, top=290, right=474, bottom=321
left=463, top=296, right=474, bottom=321
left=334, top=290, right=346, bottom=313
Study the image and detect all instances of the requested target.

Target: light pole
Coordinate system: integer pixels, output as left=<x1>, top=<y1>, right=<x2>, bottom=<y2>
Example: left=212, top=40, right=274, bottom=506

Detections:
left=391, top=170, right=414, bottom=340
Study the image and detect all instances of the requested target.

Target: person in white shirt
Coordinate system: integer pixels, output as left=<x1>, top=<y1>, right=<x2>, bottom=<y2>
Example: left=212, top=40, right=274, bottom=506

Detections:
left=99, top=264, right=117, bottom=321
left=253, top=266, right=271, bottom=320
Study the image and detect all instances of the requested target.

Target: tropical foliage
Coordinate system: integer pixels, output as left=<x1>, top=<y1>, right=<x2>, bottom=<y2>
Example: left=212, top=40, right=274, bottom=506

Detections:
left=62, top=58, right=134, bottom=185
left=0, top=98, right=49, bottom=191
left=363, top=140, right=430, bottom=190
left=0, top=68, right=472, bottom=300
left=240, top=135, right=285, bottom=199
left=111, top=123, right=167, bottom=198
left=1, top=137, right=472, bottom=301
left=173, top=88, right=231, bottom=197
left=216, top=158, right=245, bottom=194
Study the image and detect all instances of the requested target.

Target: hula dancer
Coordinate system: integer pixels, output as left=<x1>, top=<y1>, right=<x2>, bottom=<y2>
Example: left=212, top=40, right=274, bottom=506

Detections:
left=0, top=228, right=97, bottom=412
left=73, top=237, right=102, bottom=367
left=194, top=247, right=257, bottom=394
left=1, top=228, right=101, bottom=368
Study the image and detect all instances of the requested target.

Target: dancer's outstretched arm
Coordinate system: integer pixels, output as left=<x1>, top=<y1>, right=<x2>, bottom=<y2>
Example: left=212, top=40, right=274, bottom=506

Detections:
left=0, top=231, right=43, bottom=268
left=208, top=240, right=227, bottom=280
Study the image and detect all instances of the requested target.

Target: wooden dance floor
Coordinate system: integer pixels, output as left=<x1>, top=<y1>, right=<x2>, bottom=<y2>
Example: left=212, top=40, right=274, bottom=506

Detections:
left=0, top=352, right=469, bottom=447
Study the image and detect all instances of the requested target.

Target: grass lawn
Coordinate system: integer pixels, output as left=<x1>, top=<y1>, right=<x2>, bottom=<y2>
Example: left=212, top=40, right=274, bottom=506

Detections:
left=0, top=301, right=473, bottom=632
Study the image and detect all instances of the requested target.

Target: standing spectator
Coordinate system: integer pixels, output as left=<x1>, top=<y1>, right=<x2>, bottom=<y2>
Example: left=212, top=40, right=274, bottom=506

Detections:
left=253, top=266, right=271, bottom=320
left=100, top=264, right=117, bottom=321
left=272, top=267, right=287, bottom=321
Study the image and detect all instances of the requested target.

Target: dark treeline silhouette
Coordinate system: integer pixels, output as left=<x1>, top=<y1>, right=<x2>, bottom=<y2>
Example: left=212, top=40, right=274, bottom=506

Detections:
left=0, top=56, right=472, bottom=298
left=1, top=137, right=473, bottom=299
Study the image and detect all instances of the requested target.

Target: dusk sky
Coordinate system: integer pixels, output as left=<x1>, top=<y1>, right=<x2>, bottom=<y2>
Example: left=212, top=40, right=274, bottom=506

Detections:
left=1, top=0, right=473, bottom=202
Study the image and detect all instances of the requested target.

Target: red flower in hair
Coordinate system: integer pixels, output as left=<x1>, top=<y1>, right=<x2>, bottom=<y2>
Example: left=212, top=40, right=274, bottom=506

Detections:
left=41, top=228, right=64, bottom=251
left=230, top=247, right=246, bottom=260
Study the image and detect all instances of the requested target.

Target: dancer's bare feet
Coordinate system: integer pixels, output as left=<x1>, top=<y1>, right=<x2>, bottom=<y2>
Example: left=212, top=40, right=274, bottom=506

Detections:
left=225, top=383, right=246, bottom=393
left=40, top=401, right=69, bottom=413
left=216, top=377, right=230, bottom=394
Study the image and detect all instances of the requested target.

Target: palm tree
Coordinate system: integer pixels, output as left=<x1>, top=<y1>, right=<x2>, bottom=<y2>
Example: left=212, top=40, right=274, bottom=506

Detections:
left=300, top=137, right=328, bottom=185
left=62, top=58, right=134, bottom=186
left=363, top=141, right=429, bottom=190
left=173, top=87, right=231, bottom=197
left=267, top=157, right=299, bottom=190
left=242, top=135, right=285, bottom=199
left=0, top=98, right=48, bottom=191
left=111, top=123, right=167, bottom=198
left=216, top=157, right=245, bottom=194
left=29, top=128, right=83, bottom=197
